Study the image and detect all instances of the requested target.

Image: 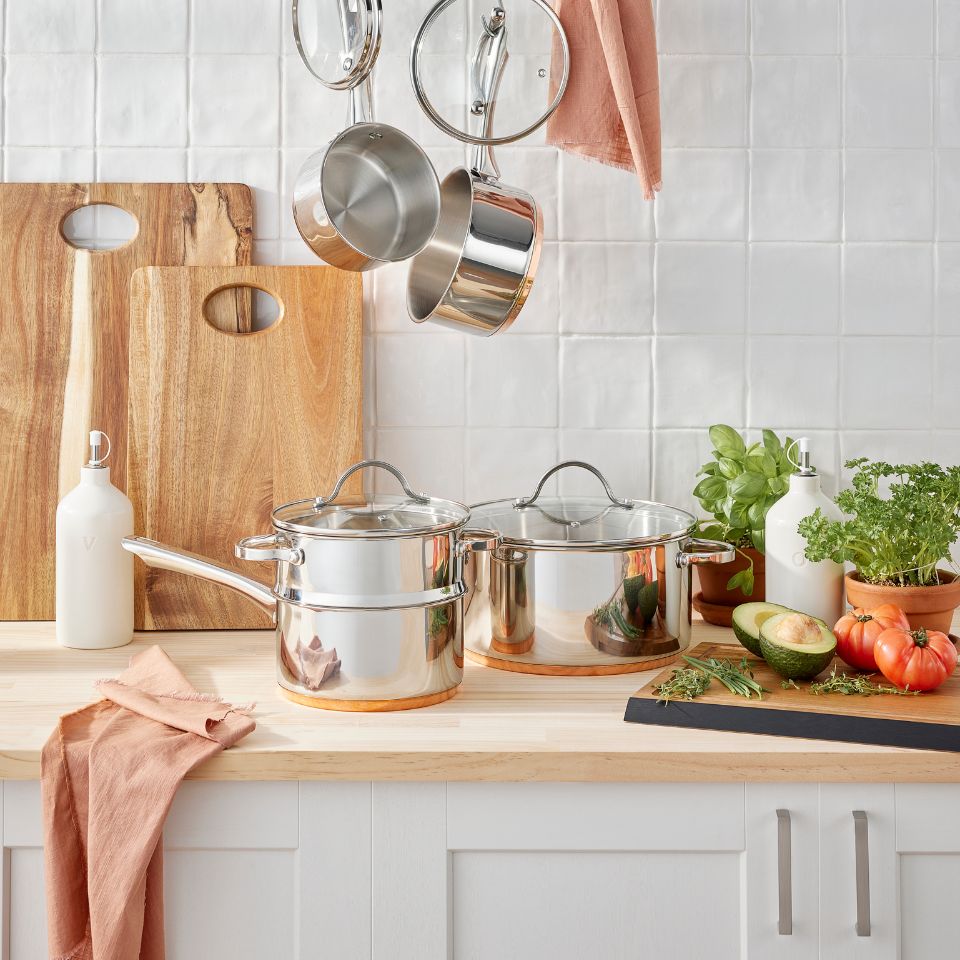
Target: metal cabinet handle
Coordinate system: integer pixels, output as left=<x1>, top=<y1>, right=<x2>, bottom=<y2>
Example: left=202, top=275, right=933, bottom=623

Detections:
left=514, top=461, right=632, bottom=509
left=853, top=810, right=871, bottom=937
left=776, top=809, right=793, bottom=936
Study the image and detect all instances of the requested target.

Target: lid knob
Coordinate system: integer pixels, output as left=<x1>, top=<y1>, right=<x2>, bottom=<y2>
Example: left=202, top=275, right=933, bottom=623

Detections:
left=88, top=430, right=112, bottom=468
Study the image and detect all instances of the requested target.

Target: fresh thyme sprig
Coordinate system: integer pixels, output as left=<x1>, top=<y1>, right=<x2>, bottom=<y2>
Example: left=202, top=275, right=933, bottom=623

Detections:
left=808, top=667, right=919, bottom=696
left=653, top=667, right=711, bottom=703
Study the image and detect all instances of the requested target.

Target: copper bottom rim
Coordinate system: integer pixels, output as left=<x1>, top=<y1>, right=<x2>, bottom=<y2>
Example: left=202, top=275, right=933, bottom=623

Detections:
left=280, top=685, right=459, bottom=712
left=465, top=648, right=682, bottom=676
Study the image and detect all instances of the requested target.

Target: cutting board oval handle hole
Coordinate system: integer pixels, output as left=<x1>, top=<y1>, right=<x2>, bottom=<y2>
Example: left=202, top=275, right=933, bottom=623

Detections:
left=203, top=283, right=284, bottom=336
left=60, top=203, right=139, bottom=252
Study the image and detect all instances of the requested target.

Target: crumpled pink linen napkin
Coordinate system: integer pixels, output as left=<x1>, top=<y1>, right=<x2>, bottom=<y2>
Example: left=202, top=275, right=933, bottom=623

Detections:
left=546, top=0, right=661, bottom=198
left=41, top=645, right=255, bottom=960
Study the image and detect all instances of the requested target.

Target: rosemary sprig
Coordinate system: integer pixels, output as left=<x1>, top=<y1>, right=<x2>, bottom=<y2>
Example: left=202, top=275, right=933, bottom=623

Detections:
left=808, top=667, right=918, bottom=697
left=653, top=667, right=711, bottom=703
left=683, top=655, right=768, bottom=699
left=781, top=679, right=800, bottom=690
left=593, top=600, right=641, bottom=639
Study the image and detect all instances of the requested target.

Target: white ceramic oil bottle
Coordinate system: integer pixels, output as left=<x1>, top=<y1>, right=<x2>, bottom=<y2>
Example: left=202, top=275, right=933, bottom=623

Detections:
left=764, top=438, right=844, bottom=625
left=56, top=430, right=133, bottom=649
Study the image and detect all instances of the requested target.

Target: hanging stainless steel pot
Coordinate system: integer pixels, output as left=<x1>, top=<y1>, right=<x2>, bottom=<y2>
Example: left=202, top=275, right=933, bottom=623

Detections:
left=463, top=462, right=734, bottom=675
left=406, top=2, right=568, bottom=335
left=292, top=0, right=441, bottom=272
left=123, top=461, right=498, bottom=710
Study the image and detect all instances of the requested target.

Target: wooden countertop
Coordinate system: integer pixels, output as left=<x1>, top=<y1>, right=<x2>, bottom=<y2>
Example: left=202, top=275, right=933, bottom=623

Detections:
left=2, top=619, right=959, bottom=782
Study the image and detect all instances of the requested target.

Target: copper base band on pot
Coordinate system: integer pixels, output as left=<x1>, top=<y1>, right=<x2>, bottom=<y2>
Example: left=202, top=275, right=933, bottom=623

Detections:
left=280, top=685, right=459, bottom=712
left=491, top=634, right=535, bottom=655
left=465, top=648, right=682, bottom=676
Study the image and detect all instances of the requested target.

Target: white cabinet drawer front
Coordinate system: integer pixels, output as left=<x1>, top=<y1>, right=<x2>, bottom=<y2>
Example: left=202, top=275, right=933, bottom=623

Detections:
left=896, top=784, right=960, bottom=851
left=3, top=780, right=41, bottom=846
left=451, top=849, right=742, bottom=960
left=447, top=782, right=745, bottom=851
left=165, top=781, right=299, bottom=849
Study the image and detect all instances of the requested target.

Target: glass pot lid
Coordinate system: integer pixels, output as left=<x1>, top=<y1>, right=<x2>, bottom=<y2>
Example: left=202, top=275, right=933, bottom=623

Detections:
left=272, top=460, right=469, bottom=537
left=292, top=0, right=382, bottom=91
left=469, top=462, right=697, bottom=550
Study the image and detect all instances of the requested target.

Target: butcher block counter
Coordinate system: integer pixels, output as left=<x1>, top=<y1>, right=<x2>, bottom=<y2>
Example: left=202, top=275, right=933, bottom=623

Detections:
left=2, top=617, right=959, bottom=782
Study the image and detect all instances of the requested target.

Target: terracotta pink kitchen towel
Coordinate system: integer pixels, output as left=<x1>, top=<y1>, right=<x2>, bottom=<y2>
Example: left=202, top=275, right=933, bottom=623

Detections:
left=41, top=646, right=255, bottom=960
left=546, top=0, right=661, bottom=198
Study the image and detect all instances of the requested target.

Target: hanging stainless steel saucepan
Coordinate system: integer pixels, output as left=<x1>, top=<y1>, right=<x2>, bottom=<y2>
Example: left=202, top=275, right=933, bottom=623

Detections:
left=292, top=0, right=441, bottom=272
left=407, top=0, right=569, bottom=335
left=123, top=461, right=499, bottom=711
left=463, top=462, right=734, bottom=675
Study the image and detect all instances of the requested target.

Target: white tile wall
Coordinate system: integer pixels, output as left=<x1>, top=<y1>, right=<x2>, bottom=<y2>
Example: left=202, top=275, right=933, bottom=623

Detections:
left=1, top=0, right=957, bottom=513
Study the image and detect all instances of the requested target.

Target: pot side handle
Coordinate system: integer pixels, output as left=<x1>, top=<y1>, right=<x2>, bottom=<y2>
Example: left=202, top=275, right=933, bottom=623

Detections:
left=457, top=528, right=502, bottom=556
left=236, top=533, right=303, bottom=565
left=122, top=536, right=277, bottom=617
left=677, top=538, right=736, bottom=568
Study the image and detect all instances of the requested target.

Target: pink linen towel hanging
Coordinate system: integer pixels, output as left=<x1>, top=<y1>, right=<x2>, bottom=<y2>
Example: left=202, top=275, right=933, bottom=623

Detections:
left=41, top=645, right=255, bottom=960
left=547, top=0, right=661, bottom=199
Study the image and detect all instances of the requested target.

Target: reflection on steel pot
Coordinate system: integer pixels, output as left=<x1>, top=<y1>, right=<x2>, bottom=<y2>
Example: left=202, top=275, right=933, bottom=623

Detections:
left=123, top=460, right=498, bottom=710
left=464, top=462, right=734, bottom=675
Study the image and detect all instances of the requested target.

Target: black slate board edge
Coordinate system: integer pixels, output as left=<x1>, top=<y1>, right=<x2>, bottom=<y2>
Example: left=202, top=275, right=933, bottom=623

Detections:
left=624, top=696, right=960, bottom=753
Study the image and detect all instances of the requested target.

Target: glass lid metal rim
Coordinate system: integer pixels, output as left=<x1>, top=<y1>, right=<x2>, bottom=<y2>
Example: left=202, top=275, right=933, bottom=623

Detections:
left=468, top=496, right=699, bottom=550
left=271, top=495, right=470, bottom=538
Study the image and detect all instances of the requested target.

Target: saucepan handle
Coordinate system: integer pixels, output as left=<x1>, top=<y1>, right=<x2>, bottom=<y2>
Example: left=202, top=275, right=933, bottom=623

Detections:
left=676, top=538, right=736, bottom=568
left=236, top=533, right=303, bottom=565
left=122, top=536, right=277, bottom=616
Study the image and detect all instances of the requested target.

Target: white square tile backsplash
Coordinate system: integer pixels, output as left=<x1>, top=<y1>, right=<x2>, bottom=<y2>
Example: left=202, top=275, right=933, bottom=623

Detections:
left=0, top=0, right=955, bottom=506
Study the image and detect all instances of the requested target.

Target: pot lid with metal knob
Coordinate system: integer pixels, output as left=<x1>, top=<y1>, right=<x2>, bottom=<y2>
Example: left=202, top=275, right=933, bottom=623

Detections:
left=469, top=462, right=697, bottom=552
left=272, top=460, right=471, bottom=538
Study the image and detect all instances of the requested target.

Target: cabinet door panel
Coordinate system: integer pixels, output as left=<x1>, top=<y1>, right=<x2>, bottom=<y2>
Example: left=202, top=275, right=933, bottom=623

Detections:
left=820, top=784, right=897, bottom=960
left=451, top=849, right=741, bottom=960
left=899, top=853, right=960, bottom=960
left=745, top=784, right=819, bottom=960
left=164, top=849, right=295, bottom=960
left=7, top=847, right=46, bottom=960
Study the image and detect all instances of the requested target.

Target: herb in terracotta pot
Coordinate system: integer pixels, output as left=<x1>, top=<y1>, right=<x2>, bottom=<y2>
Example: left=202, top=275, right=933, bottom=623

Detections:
left=798, top=459, right=960, bottom=634
left=692, top=425, right=796, bottom=611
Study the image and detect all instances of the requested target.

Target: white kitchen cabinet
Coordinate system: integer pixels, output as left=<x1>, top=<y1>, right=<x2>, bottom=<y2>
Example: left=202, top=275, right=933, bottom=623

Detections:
left=0, top=780, right=371, bottom=960
left=4, top=779, right=960, bottom=960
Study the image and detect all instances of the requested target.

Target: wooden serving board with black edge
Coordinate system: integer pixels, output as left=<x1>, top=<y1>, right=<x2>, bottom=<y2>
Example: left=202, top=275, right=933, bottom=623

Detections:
left=625, top=642, right=960, bottom=752
left=0, top=183, right=253, bottom=620
left=128, top=265, right=363, bottom=631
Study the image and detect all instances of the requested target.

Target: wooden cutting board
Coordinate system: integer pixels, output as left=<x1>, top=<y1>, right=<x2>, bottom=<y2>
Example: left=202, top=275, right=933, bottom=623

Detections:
left=625, top=642, right=960, bottom=752
left=0, top=182, right=253, bottom=620
left=128, top=265, right=363, bottom=630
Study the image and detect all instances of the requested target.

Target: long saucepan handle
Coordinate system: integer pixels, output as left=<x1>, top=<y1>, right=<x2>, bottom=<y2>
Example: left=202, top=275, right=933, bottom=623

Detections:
left=122, top=536, right=277, bottom=617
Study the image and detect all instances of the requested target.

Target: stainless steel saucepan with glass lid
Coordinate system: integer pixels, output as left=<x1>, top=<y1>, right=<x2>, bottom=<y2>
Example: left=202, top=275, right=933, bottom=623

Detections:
left=123, top=461, right=498, bottom=710
left=463, top=462, right=734, bottom=675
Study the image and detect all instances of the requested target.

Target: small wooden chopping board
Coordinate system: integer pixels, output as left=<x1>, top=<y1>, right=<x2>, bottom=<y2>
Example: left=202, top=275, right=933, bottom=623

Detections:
left=128, top=265, right=362, bottom=630
left=0, top=183, right=253, bottom=620
left=626, top=642, right=960, bottom=752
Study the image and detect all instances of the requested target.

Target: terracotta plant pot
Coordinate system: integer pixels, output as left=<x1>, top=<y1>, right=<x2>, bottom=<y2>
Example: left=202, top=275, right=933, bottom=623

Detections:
left=845, top=571, right=960, bottom=635
left=697, top=547, right=766, bottom=625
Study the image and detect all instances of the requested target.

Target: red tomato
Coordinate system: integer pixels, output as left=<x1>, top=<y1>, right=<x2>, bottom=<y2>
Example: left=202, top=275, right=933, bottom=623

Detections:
left=874, top=627, right=958, bottom=692
left=833, top=604, right=911, bottom=672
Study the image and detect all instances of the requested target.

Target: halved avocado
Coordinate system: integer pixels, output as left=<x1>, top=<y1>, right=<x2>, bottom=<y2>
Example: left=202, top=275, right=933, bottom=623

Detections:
left=732, top=601, right=792, bottom=657
left=759, top=612, right=837, bottom=680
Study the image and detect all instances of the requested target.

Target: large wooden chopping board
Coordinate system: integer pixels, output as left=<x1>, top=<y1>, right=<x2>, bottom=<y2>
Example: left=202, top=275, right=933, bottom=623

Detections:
left=626, top=642, right=960, bottom=752
left=128, top=265, right=363, bottom=630
left=0, top=183, right=253, bottom=620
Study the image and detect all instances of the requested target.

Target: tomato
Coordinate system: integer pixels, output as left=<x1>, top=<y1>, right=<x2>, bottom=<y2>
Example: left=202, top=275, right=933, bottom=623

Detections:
left=833, top=604, right=911, bottom=672
left=874, top=626, right=958, bottom=692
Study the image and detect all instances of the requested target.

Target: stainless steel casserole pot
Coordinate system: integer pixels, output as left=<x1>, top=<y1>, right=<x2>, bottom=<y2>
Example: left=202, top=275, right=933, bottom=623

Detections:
left=463, top=462, right=734, bottom=675
left=123, top=461, right=498, bottom=710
